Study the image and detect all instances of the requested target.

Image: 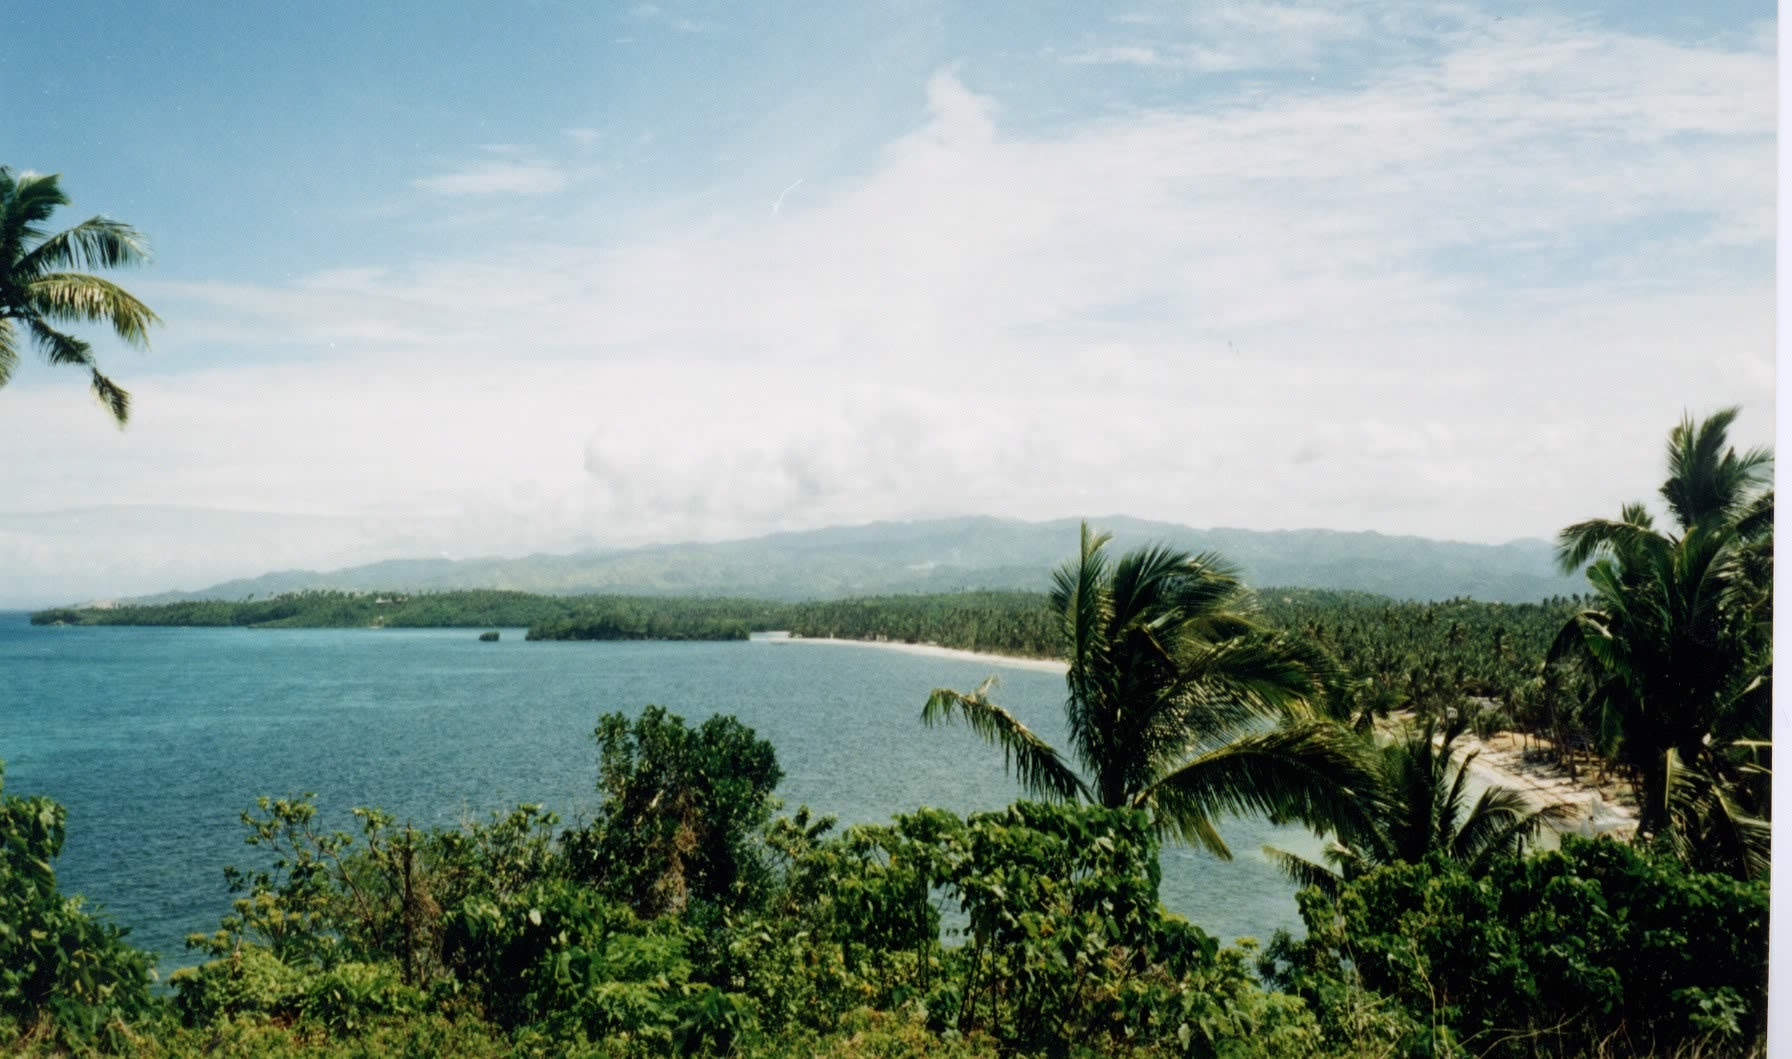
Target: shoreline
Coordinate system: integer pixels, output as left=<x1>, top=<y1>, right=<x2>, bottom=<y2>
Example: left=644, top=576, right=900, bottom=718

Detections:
left=1453, top=727, right=1638, bottom=839
left=754, top=632, right=1068, bottom=673
left=759, top=635, right=1636, bottom=839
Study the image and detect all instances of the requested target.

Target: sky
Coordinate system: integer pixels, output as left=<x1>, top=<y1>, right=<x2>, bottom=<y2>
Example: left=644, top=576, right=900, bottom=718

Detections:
left=0, top=0, right=1777, bottom=604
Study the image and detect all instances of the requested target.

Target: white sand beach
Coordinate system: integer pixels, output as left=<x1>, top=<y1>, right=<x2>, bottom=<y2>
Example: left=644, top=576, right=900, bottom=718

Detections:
left=757, top=634, right=1637, bottom=839
left=1453, top=727, right=1638, bottom=840
left=754, top=631, right=1069, bottom=673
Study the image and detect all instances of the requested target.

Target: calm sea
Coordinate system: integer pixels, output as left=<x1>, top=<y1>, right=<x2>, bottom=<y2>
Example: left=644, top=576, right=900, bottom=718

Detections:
left=0, top=615, right=1320, bottom=968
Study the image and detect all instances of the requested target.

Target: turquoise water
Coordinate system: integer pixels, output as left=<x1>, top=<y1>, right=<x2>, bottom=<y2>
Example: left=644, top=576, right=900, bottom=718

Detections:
left=0, top=616, right=1319, bottom=967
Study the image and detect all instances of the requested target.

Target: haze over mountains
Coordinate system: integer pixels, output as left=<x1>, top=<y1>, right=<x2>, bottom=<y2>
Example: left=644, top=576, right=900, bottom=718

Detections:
left=125, top=517, right=1585, bottom=606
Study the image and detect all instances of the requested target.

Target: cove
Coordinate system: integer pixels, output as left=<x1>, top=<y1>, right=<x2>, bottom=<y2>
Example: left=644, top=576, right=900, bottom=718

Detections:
left=0, top=617, right=1320, bottom=965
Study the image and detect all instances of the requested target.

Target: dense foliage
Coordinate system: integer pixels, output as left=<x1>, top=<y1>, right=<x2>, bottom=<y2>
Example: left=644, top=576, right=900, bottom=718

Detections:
left=2, top=703, right=1768, bottom=1058
left=1254, top=591, right=1580, bottom=721
left=782, top=591, right=1064, bottom=658
left=563, top=708, right=784, bottom=916
left=0, top=765, right=157, bottom=1049
left=925, top=525, right=1374, bottom=859
left=1264, top=837, right=1769, bottom=1057
left=525, top=606, right=765, bottom=642
left=33, top=590, right=786, bottom=641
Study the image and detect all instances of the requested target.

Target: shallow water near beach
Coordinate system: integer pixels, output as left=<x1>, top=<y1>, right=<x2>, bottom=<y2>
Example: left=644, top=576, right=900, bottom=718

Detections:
left=0, top=616, right=1320, bottom=967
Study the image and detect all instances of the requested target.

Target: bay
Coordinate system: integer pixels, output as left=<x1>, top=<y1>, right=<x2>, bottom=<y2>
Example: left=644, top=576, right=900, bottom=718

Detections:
left=0, top=615, right=1320, bottom=967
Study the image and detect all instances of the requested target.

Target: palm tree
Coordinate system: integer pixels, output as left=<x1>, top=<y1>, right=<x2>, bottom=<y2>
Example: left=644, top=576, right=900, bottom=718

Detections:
left=923, top=524, right=1375, bottom=857
left=1660, top=742, right=1771, bottom=879
left=1268, top=718, right=1571, bottom=895
left=1550, top=409, right=1771, bottom=874
left=0, top=168, right=159, bottom=424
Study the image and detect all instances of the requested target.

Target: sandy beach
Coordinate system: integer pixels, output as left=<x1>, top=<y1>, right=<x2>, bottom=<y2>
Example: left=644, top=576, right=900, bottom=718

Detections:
left=755, top=631, right=1069, bottom=673
left=757, top=633, right=1636, bottom=838
left=1452, top=726, right=1638, bottom=839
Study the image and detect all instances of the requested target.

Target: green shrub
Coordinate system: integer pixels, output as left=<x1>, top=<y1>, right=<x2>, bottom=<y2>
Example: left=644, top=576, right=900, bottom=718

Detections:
left=169, top=944, right=307, bottom=1025
left=0, top=764, right=159, bottom=1049
left=441, top=874, right=700, bottom=1043
left=706, top=801, right=1320, bottom=1057
left=564, top=707, right=784, bottom=917
left=941, top=802, right=1319, bottom=1057
left=1263, top=835, right=1769, bottom=1057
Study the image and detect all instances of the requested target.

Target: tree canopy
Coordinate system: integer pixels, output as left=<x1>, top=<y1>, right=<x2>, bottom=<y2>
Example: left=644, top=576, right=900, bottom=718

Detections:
left=1550, top=408, right=1772, bottom=876
left=0, top=168, right=158, bottom=424
left=924, top=524, right=1375, bottom=857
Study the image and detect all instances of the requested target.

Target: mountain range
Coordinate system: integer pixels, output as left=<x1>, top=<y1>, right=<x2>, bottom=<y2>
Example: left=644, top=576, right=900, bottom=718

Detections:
left=124, top=516, right=1586, bottom=605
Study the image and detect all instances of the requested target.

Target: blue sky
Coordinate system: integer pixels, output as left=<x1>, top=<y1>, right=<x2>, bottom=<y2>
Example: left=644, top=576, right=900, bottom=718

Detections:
left=0, top=0, right=1777, bottom=602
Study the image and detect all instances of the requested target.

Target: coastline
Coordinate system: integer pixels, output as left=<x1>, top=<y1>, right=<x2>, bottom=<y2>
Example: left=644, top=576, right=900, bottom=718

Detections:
left=758, top=635, right=1637, bottom=838
left=1453, top=727, right=1638, bottom=839
left=754, top=632, right=1068, bottom=673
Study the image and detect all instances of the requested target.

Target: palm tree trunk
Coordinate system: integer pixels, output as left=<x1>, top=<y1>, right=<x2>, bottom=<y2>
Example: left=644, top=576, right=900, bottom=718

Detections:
left=1637, top=754, right=1670, bottom=837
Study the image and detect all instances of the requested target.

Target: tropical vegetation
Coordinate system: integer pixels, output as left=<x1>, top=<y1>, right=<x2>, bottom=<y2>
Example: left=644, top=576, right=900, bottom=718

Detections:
left=923, top=525, right=1374, bottom=857
left=34, top=590, right=785, bottom=640
left=1549, top=408, right=1772, bottom=877
left=1263, top=837, right=1768, bottom=1057
left=1, top=703, right=1768, bottom=1058
left=0, top=765, right=157, bottom=1051
left=783, top=591, right=1064, bottom=657
left=0, top=168, right=156, bottom=424
left=2, top=410, right=1774, bottom=1057
left=1266, top=716, right=1572, bottom=895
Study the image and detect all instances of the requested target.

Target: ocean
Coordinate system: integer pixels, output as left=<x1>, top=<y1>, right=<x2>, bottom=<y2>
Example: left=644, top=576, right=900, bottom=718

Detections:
left=0, top=616, right=1321, bottom=967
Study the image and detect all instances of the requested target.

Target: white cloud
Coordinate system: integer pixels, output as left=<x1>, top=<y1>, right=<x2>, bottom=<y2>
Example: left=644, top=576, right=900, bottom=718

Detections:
left=627, top=2, right=718, bottom=34
left=1064, top=0, right=1381, bottom=71
left=1063, top=45, right=1173, bottom=67
left=413, top=160, right=570, bottom=195
left=0, top=6, right=1774, bottom=598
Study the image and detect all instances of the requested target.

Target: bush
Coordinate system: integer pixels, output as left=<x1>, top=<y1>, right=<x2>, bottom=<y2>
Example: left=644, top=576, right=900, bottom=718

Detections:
left=941, top=802, right=1319, bottom=1058
left=1263, top=835, right=1769, bottom=1057
left=708, top=801, right=1320, bottom=1057
left=564, top=707, right=784, bottom=917
left=0, top=764, right=158, bottom=1049
left=169, top=944, right=307, bottom=1025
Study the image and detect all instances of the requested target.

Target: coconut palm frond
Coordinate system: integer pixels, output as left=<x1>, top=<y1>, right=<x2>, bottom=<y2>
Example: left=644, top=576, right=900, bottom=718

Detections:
left=922, top=681, right=1088, bottom=803
left=1451, top=785, right=1573, bottom=870
left=1108, top=543, right=1218, bottom=632
left=1052, top=523, right=1113, bottom=750
left=27, top=272, right=160, bottom=346
left=17, top=216, right=152, bottom=275
left=1263, top=845, right=1342, bottom=897
left=1664, top=748, right=1771, bottom=880
left=26, top=318, right=94, bottom=367
left=0, top=319, right=15, bottom=386
left=1159, top=637, right=1332, bottom=744
left=0, top=169, right=155, bottom=422
left=1661, top=407, right=1773, bottom=531
left=90, top=368, right=130, bottom=425
left=1733, top=491, right=1774, bottom=541
left=1557, top=516, right=1665, bottom=573
left=0, top=170, right=71, bottom=257
left=1145, top=721, right=1377, bottom=858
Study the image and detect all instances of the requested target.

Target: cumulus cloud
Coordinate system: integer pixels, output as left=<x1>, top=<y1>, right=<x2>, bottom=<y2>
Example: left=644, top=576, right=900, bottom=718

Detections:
left=1, top=5, right=1774, bottom=598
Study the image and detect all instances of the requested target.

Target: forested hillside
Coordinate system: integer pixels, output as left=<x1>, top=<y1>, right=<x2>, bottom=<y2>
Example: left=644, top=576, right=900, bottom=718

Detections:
left=32, top=590, right=785, bottom=640
left=119, top=517, right=1584, bottom=605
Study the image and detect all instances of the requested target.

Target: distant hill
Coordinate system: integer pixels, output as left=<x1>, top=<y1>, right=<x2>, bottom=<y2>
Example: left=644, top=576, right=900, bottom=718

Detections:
left=118, top=516, right=1585, bottom=606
